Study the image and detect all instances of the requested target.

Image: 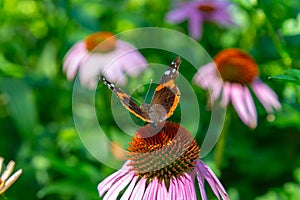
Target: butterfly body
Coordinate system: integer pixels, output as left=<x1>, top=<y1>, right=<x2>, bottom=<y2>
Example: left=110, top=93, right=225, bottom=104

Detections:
left=99, top=57, right=181, bottom=125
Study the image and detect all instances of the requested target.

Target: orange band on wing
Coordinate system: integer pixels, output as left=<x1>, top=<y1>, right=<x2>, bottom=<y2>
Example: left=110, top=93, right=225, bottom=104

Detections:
left=155, top=80, right=176, bottom=91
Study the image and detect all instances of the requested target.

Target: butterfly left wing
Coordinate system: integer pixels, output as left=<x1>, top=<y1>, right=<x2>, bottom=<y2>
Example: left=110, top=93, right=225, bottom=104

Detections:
left=99, top=75, right=152, bottom=122
left=149, top=57, right=181, bottom=122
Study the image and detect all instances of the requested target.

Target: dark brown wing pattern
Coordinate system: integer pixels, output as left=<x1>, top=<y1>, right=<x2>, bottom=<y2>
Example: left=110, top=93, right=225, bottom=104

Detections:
left=98, top=56, right=181, bottom=124
left=99, top=75, right=151, bottom=122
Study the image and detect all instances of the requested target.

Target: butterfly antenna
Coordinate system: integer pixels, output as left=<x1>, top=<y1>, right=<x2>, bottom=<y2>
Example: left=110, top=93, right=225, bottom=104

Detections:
left=144, top=79, right=153, bottom=104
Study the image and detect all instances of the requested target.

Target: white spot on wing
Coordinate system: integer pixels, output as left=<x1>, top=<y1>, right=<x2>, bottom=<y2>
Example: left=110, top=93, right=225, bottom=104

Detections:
left=164, top=70, right=171, bottom=75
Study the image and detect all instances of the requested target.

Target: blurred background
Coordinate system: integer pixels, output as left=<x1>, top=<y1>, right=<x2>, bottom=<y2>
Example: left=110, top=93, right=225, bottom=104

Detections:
left=0, top=0, right=300, bottom=199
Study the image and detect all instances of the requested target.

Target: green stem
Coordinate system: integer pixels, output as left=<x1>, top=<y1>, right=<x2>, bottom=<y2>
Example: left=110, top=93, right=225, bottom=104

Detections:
left=214, top=108, right=231, bottom=169
left=263, top=11, right=292, bottom=68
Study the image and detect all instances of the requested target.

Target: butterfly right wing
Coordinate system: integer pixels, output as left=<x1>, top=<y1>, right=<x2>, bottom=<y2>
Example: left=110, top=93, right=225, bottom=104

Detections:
left=99, top=75, right=152, bottom=122
left=149, top=57, right=181, bottom=122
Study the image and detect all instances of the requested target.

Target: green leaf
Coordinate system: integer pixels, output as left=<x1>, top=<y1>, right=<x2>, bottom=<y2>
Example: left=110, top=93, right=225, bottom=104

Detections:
left=270, top=69, right=300, bottom=85
left=37, top=180, right=99, bottom=200
left=0, top=54, right=25, bottom=77
left=0, top=78, right=39, bottom=138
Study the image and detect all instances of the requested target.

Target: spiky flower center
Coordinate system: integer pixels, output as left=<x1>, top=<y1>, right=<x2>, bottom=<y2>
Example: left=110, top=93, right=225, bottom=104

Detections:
left=198, top=4, right=215, bottom=12
left=214, top=48, right=259, bottom=84
left=128, top=122, right=200, bottom=185
left=85, top=32, right=117, bottom=53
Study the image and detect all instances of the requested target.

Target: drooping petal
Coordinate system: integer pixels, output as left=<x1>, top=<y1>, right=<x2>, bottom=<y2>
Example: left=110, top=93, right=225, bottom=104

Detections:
left=113, top=41, right=147, bottom=76
left=102, top=172, right=134, bottom=200
left=210, top=78, right=223, bottom=101
left=195, top=165, right=208, bottom=200
left=193, top=62, right=219, bottom=89
left=230, top=83, right=254, bottom=128
left=172, top=177, right=183, bottom=200
left=129, top=177, right=146, bottom=200
left=63, top=42, right=88, bottom=80
left=168, top=178, right=176, bottom=200
left=118, top=53, right=147, bottom=77
left=210, top=10, right=234, bottom=26
left=98, top=161, right=132, bottom=197
left=251, top=79, right=281, bottom=113
left=120, top=175, right=138, bottom=200
left=195, top=160, right=229, bottom=200
left=188, top=10, right=204, bottom=40
left=157, top=180, right=169, bottom=200
left=143, top=177, right=158, bottom=200
left=165, top=4, right=191, bottom=23
left=177, top=176, right=187, bottom=199
left=244, top=86, right=257, bottom=128
left=79, top=53, right=109, bottom=89
left=184, top=172, right=197, bottom=200
left=221, top=82, right=231, bottom=107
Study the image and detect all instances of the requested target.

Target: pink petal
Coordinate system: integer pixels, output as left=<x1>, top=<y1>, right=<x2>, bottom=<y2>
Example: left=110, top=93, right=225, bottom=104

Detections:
left=168, top=179, right=176, bottom=200
left=143, top=177, right=158, bottom=200
left=63, top=42, right=88, bottom=80
left=113, top=41, right=147, bottom=77
left=244, top=86, right=257, bottom=128
left=188, top=11, right=204, bottom=40
left=103, top=172, right=134, bottom=200
left=251, top=79, right=281, bottom=113
left=210, top=79, right=223, bottom=101
left=230, top=83, right=253, bottom=128
left=63, top=42, right=86, bottom=71
left=193, top=63, right=219, bottom=89
left=177, top=176, right=188, bottom=199
left=196, top=160, right=229, bottom=200
left=166, top=5, right=191, bottom=23
left=221, top=82, right=231, bottom=107
left=98, top=171, right=126, bottom=197
left=157, top=181, right=169, bottom=200
left=97, top=161, right=132, bottom=197
left=195, top=166, right=208, bottom=200
left=163, top=180, right=171, bottom=200
left=129, top=177, right=146, bottom=200
left=183, top=173, right=197, bottom=200
left=120, top=175, right=138, bottom=200
left=209, top=9, right=234, bottom=26
left=172, top=178, right=183, bottom=200
left=119, top=54, right=147, bottom=77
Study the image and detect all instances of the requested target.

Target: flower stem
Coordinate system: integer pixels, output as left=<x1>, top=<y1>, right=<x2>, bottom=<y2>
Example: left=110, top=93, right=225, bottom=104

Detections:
left=262, top=11, right=292, bottom=68
left=214, top=108, right=231, bottom=169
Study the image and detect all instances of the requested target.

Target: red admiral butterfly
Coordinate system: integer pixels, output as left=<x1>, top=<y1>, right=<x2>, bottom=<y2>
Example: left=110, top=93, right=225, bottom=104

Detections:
left=99, top=57, right=181, bottom=125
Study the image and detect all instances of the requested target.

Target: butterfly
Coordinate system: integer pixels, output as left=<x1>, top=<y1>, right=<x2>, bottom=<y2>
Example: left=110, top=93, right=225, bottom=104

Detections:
left=99, top=56, right=181, bottom=126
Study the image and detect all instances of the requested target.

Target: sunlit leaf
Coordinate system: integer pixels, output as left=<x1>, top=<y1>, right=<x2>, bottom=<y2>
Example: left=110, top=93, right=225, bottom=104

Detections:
left=270, top=69, right=300, bottom=85
left=0, top=54, right=25, bottom=77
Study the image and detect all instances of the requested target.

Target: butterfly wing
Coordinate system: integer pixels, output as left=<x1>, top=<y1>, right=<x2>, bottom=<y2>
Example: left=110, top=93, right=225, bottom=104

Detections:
left=99, top=75, right=152, bottom=122
left=150, top=57, right=181, bottom=122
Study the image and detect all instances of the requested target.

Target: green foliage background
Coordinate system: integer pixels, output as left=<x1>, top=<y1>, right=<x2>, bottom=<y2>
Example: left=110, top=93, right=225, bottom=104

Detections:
left=0, top=0, right=299, bottom=199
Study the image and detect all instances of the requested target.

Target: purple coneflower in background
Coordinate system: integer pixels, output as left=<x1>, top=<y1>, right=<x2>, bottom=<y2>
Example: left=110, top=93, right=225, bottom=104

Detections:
left=193, top=48, right=281, bottom=128
left=0, top=157, right=22, bottom=195
left=63, top=32, right=147, bottom=89
left=98, top=122, right=229, bottom=200
left=166, top=0, right=234, bottom=40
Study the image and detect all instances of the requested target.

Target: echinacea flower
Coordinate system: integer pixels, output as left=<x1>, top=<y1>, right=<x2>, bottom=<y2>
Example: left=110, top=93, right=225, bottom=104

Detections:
left=63, top=32, right=147, bottom=89
left=166, top=0, right=234, bottom=40
left=98, top=122, right=229, bottom=200
left=0, top=157, right=22, bottom=195
left=193, top=48, right=281, bottom=128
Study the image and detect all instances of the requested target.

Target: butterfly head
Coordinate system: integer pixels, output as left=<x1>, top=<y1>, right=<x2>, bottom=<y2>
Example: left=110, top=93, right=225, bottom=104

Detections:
left=98, top=75, right=116, bottom=90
